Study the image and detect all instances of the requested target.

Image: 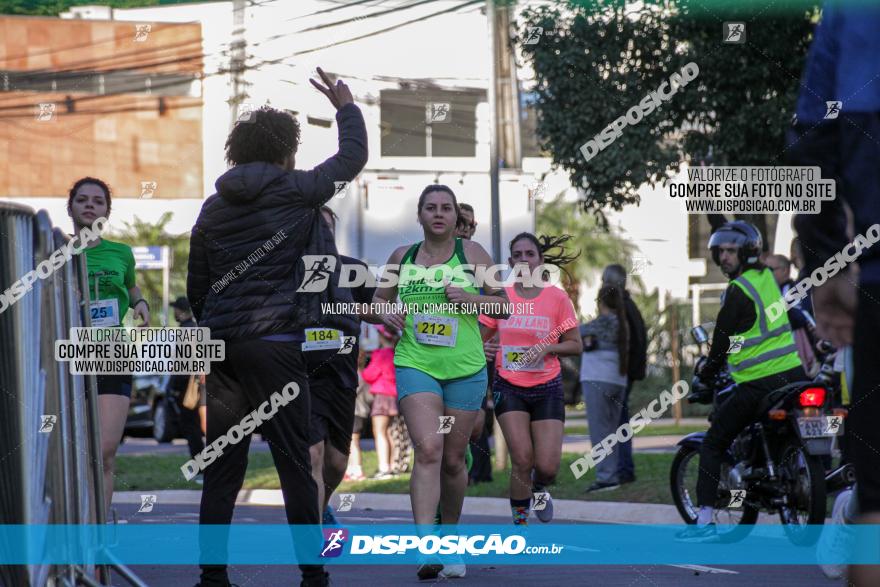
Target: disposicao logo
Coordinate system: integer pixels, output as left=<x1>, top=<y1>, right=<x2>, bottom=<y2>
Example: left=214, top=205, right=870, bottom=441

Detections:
left=320, top=528, right=348, bottom=558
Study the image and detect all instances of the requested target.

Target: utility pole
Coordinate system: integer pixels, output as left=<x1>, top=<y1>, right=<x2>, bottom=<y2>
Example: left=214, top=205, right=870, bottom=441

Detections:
left=496, top=7, right=522, bottom=170
left=487, top=0, right=506, bottom=472
left=487, top=0, right=502, bottom=265
left=487, top=0, right=523, bottom=265
left=487, top=0, right=523, bottom=472
left=229, top=0, right=247, bottom=126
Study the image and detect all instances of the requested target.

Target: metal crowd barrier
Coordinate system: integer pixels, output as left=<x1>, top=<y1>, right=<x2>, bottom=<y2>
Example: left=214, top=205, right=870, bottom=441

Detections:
left=0, top=203, right=144, bottom=587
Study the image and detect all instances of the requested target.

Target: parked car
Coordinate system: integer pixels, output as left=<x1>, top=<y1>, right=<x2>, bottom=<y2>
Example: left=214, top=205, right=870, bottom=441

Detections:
left=125, top=373, right=182, bottom=443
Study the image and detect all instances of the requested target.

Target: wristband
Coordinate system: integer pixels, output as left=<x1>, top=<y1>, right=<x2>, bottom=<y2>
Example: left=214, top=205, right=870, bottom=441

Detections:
left=132, top=298, right=149, bottom=311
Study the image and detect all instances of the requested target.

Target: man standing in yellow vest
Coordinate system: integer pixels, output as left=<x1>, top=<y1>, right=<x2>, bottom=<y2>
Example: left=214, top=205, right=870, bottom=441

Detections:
left=680, top=221, right=806, bottom=541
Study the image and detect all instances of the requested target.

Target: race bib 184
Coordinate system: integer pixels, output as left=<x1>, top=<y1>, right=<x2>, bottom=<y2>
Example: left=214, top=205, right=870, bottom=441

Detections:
left=302, top=328, right=342, bottom=351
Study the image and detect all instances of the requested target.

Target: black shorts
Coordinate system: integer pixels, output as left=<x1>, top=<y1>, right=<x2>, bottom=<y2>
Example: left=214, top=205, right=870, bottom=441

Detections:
left=96, top=374, right=132, bottom=397
left=307, top=375, right=356, bottom=455
left=492, top=373, right=564, bottom=421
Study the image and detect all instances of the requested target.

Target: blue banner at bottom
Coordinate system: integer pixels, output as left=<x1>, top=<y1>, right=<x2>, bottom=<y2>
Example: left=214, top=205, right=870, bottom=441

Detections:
left=0, top=524, right=877, bottom=565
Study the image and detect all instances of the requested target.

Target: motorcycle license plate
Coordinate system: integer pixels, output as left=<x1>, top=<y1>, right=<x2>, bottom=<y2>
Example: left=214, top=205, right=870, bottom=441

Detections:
left=797, top=416, right=841, bottom=439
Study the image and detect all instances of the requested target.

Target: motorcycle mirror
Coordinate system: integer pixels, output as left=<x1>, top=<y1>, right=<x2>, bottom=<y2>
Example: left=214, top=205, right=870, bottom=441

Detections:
left=691, top=325, right=709, bottom=344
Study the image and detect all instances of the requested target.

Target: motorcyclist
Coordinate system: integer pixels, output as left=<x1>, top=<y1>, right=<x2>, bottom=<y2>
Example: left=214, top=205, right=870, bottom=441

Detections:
left=678, top=221, right=807, bottom=541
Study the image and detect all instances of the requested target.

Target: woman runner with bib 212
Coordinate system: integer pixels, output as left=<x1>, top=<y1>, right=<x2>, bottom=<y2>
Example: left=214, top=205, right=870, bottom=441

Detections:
left=480, top=233, right=581, bottom=525
left=68, top=177, right=151, bottom=514
left=367, top=185, right=509, bottom=580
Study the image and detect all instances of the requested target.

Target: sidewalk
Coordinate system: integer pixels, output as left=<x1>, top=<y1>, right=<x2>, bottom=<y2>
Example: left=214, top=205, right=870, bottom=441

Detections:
left=563, top=416, right=707, bottom=428
left=562, top=434, right=691, bottom=454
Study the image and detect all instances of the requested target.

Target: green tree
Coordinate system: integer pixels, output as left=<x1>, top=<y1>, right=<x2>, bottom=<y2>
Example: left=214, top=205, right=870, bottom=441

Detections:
left=112, top=212, right=190, bottom=326
left=518, top=0, right=818, bottom=222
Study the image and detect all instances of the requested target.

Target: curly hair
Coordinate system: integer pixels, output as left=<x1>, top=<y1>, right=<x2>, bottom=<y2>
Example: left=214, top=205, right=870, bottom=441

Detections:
left=224, top=107, right=301, bottom=166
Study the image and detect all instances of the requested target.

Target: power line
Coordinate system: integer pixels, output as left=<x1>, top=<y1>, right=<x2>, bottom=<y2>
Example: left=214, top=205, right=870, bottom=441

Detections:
left=0, top=0, right=442, bottom=106
left=10, top=37, right=207, bottom=77
left=222, top=0, right=444, bottom=54
left=0, top=0, right=482, bottom=117
left=286, top=0, right=386, bottom=21
left=249, top=0, right=482, bottom=65
left=0, top=0, right=455, bottom=90
left=0, top=0, right=420, bottom=71
left=288, top=0, right=440, bottom=27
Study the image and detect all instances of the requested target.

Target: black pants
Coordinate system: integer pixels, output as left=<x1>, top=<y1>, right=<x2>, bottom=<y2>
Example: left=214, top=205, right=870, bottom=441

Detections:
left=696, top=366, right=807, bottom=507
left=199, top=339, right=323, bottom=585
left=468, top=404, right=494, bottom=484
left=853, top=284, right=880, bottom=512
left=176, top=390, right=205, bottom=459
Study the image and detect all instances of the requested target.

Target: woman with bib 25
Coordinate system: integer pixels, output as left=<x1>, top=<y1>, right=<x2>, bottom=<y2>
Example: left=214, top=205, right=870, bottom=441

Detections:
left=368, top=185, right=509, bottom=580
left=68, top=177, right=151, bottom=514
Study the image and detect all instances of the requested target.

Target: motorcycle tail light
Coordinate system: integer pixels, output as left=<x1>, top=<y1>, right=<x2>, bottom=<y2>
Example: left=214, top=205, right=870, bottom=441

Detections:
left=799, top=387, right=826, bottom=407
left=833, top=408, right=849, bottom=418
left=768, top=409, right=787, bottom=420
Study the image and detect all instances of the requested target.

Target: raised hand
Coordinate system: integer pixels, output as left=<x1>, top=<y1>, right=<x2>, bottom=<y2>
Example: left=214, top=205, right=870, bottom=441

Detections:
left=309, top=67, right=354, bottom=110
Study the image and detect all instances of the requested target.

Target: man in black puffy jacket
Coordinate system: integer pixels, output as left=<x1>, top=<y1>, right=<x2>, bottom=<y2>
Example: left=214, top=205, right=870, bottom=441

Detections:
left=186, top=69, right=367, bottom=587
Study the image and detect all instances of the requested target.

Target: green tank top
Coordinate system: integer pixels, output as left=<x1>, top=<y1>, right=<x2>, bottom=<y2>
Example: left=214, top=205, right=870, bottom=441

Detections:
left=393, top=238, right=486, bottom=380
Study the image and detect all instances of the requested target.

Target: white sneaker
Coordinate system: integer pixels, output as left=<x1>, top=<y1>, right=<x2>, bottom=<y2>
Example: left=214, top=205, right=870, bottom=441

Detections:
left=534, top=490, right=553, bottom=523
left=818, top=489, right=854, bottom=579
left=439, top=563, right=466, bottom=578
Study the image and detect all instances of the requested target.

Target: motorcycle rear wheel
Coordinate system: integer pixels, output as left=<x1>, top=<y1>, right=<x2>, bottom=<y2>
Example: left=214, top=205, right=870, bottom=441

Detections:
left=777, top=440, right=826, bottom=546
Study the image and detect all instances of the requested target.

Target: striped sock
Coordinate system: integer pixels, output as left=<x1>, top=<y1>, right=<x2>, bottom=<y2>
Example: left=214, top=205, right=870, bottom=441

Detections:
left=511, top=498, right=531, bottom=526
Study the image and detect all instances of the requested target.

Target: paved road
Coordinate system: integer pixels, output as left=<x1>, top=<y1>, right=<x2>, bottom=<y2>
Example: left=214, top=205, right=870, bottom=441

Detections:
left=114, top=502, right=840, bottom=587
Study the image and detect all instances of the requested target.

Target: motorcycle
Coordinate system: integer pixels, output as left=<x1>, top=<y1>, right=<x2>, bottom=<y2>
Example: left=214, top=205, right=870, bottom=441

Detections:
left=669, top=326, right=853, bottom=545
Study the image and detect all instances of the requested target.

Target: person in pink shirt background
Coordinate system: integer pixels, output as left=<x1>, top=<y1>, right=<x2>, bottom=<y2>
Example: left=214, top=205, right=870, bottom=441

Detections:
left=362, top=325, right=399, bottom=479
left=479, top=232, right=582, bottom=526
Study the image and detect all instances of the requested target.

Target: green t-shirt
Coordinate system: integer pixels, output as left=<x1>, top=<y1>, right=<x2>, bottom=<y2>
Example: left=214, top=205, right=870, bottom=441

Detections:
left=84, top=239, right=136, bottom=327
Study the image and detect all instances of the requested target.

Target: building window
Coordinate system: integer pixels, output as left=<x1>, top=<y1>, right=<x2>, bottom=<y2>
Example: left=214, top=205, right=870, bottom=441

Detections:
left=380, top=88, right=483, bottom=157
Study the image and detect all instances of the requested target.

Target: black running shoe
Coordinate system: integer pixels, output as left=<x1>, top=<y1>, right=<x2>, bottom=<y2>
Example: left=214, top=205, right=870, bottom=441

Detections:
left=417, top=559, right=443, bottom=580
left=300, top=571, right=330, bottom=587
left=584, top=481, right=620, bottom=493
